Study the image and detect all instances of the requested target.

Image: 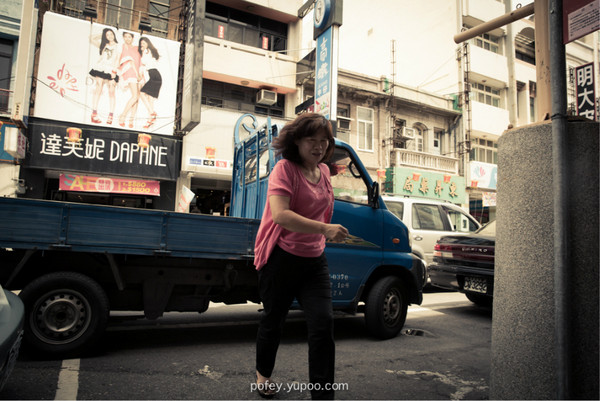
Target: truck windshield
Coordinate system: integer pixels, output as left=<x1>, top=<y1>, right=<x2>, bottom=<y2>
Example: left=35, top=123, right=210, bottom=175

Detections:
left=328, top=147, right=369, bottom=205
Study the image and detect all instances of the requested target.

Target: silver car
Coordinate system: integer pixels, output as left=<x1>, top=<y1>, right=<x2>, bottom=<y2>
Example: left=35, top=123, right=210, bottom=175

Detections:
left=382, top=196, right=481, bottom=268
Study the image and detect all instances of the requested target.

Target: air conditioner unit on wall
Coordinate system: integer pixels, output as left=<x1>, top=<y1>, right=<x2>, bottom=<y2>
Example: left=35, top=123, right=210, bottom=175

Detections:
left=337, top=117, right=351, bottom=131
left=256, top=89, right=277, bottom=106
left=401, top=127, right=415, bottom=139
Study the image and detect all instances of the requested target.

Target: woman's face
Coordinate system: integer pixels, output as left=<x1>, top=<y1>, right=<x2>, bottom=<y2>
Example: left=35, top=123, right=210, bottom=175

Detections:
left=106, top=30, right=115, bottom=42
left=140, top=40, right=148, bottom=51
left=296, top=129, right=330, bottom=167
left=123, top=33, right=133, bottom=44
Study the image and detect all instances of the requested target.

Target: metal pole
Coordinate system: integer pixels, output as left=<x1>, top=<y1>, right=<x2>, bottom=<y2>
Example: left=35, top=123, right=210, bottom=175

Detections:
left=549, top=0, right=570, bottom=398
left=535, top=0, right=552, bottom=121
left=453, top=3, right=534, bottom=43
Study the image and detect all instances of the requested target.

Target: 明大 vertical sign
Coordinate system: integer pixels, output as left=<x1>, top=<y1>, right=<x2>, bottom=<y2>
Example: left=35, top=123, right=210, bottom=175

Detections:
left=575, top=62, right=597, bottom=121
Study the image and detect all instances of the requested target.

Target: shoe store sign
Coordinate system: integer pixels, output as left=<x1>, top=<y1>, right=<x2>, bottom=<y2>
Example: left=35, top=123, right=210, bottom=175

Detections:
left=34, top=12, right=180, bottom=136
left=25, top=118, right=181, bottom=181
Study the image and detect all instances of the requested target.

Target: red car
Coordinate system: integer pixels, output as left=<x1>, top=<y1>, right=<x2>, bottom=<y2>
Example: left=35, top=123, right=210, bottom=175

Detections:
left=428, top=220, right=495, bottom=306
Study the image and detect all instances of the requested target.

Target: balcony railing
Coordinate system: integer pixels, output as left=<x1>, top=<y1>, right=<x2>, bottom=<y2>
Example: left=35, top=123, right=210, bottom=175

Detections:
left=391, top=148, right=459, bottom=174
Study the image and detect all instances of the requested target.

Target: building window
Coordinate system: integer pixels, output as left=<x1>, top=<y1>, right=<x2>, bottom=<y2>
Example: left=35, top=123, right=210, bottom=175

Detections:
left=0, top=38, right=13, bottom=113
left=515, top=32, right=535, bottom=65
left=205, top=1, right=287, bottom=52
left=470, top=138, right=498, bottom=164
left=105, top=0, right=134, bottom=30
left=63, top=0, right=84, bottom=17
left=413, top=126, right=424, bottom=152
left=149, top=0, right=170, bottom=37
left=432, top=128, right=443, bottom=155
left=472, top=82, right=501, bottom=108
left=201, top=79, right=284, bottom=117
left=357, top=106, right=373, bottom=151
left=473, top=32, right=500, bottom=54
left=336, top=103, right=351, bottom=143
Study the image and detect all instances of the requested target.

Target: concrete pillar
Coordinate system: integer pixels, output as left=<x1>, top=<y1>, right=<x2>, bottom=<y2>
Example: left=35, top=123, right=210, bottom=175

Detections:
left=491, top=119, right=599, bottom=399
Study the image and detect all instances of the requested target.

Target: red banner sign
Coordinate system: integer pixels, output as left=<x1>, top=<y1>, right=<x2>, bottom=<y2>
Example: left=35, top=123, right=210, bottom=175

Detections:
left=59, top=174, right=160, bottom=196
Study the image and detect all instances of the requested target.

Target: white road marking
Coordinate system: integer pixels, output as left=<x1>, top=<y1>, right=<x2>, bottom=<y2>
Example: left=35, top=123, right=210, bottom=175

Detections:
left=55, top=359, right=80, bottom=400
left=408, top=306, right=446, bottom=316
left=386, top=369, right=488, bottom=400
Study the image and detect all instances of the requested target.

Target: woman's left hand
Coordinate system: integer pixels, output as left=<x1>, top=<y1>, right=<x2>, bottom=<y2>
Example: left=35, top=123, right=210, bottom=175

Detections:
left=323, top=223, right=349, bottom=242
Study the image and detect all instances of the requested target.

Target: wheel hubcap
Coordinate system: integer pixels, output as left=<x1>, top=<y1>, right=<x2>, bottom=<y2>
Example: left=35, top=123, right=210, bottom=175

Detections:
left=31, top=290, right=91, bottom=345
left=383, top=289, right=400, bottom=325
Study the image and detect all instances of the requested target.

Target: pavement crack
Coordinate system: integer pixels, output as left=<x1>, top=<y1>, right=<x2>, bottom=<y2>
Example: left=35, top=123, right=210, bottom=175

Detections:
left=386, top=369, right=488, bottom=400
left=197, top=365, right=224, bottom=381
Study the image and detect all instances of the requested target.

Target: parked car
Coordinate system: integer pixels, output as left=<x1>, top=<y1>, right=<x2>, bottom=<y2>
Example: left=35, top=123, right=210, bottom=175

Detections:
left=382, top=196, right=482, bottom=268
left=0, top=285, right=24, bottom=392
left=428, top=220, right=496, bottom=306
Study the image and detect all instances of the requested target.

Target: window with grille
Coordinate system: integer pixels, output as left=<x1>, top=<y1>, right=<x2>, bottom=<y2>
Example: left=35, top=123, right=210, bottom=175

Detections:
left=470, top=138, right=498, bottom=164
left=357, top=106, right=373, bottom=151
left=149, top=0, right=170, bottom=37
left=472, top=82, right=501, bottom=108
left=105, top=0, right=134, bottom=30
left=336, top=103, right=351, bottom=142
left=0, top=38, right=13, bottom=113
left=205, top=1, right=287, bottom=53
left=201, top=79, right=284, bottom=117
left=63, top=0, right=84, bottom=17
left=473, top=32, right=500, bottom=54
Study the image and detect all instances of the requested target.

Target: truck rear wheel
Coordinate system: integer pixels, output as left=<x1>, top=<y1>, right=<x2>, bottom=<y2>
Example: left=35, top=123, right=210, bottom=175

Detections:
left=19, top=272, right=109, bottom=356
left=364, top=276, right=407, bottom=339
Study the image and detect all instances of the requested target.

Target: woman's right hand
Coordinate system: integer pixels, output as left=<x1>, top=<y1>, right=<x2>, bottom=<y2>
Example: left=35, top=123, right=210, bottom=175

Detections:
left=323, top=224, right=349, bottom=242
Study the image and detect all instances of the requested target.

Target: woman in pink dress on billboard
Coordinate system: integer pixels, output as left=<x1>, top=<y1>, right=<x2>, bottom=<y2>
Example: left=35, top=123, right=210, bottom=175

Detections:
left=89, top=28, right=119, bottom=124
left=117, top=31, right=141, bottom=129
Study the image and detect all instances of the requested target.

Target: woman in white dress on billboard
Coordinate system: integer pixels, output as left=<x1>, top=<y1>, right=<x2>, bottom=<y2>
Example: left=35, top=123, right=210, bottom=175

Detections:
left=89, top=28, right=119, bottom=125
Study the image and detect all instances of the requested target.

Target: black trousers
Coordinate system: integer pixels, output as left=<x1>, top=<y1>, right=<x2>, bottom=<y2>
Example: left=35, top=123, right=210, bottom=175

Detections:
left=256, top=245, right=335, bottom=400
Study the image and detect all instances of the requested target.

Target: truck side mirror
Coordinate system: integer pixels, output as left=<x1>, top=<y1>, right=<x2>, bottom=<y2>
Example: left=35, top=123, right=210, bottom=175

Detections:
left=369, top=181, right=380, bottom=208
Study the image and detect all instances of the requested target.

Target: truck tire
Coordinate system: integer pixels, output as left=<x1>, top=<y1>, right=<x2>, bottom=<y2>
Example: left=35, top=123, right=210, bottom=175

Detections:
left=19, top=272, right=109, bottom=356
left=465, top=292, right=492, bottom=307
left=364, top=276, right=408, bottom=339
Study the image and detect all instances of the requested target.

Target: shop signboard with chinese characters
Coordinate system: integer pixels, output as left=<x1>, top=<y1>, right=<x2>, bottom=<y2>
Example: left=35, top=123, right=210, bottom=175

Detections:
left=25, top=118, right=181, bottom=180
left=315, top=26, right=333, bottom=118
left=187, top=145, right=231, bottom=176
left=59, top=174, right=160, bottom=196
left=389, top=167, right=466, bottom=204
left=575, top=62, right=597, bottom=121
left=35, top=12, right=180, bottom=136
left=313, top=0, right=342, bottom=121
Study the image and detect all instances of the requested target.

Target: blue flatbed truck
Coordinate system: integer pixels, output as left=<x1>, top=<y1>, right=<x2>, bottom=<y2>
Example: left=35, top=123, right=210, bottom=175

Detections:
left=0, top=114, right=425, bottom=356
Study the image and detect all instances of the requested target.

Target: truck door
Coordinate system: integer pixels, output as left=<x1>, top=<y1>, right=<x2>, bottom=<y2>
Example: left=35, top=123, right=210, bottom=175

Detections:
left=326, top=145, right=383, bottom=307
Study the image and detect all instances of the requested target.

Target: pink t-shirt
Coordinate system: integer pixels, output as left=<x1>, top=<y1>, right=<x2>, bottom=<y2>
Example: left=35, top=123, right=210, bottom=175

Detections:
left=253, top=159, right=334, bottom=270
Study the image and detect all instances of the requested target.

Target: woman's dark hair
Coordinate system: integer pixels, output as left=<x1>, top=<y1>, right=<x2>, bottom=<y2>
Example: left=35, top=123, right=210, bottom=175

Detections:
left=273, top=113, right=335, bottom=164
left=138, top=37, right=160, bottom=60
left=99, top=28, right=117, bottom=55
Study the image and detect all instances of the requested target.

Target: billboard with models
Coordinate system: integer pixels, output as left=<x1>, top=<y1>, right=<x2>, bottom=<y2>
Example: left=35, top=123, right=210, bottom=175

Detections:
left=35, top=12, right=180, bottom=136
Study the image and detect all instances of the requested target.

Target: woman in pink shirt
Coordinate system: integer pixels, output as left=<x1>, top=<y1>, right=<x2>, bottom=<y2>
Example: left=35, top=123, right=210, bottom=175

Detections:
left=253, top=113, right=348, bottom=399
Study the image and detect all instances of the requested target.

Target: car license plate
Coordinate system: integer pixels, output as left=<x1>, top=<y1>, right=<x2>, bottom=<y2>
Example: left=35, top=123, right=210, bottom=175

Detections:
left=464, top=276, right=487, bottom=294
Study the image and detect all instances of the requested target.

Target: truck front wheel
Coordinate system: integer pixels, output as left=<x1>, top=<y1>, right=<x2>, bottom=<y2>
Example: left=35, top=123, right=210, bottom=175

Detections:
left=364, top=276, right=408, bottom=339
left=19, top=272, right=109, bottom=356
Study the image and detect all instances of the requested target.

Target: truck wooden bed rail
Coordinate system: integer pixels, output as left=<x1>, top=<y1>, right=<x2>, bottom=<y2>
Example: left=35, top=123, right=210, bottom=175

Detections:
left=0, top=197, right=259, bottom=260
